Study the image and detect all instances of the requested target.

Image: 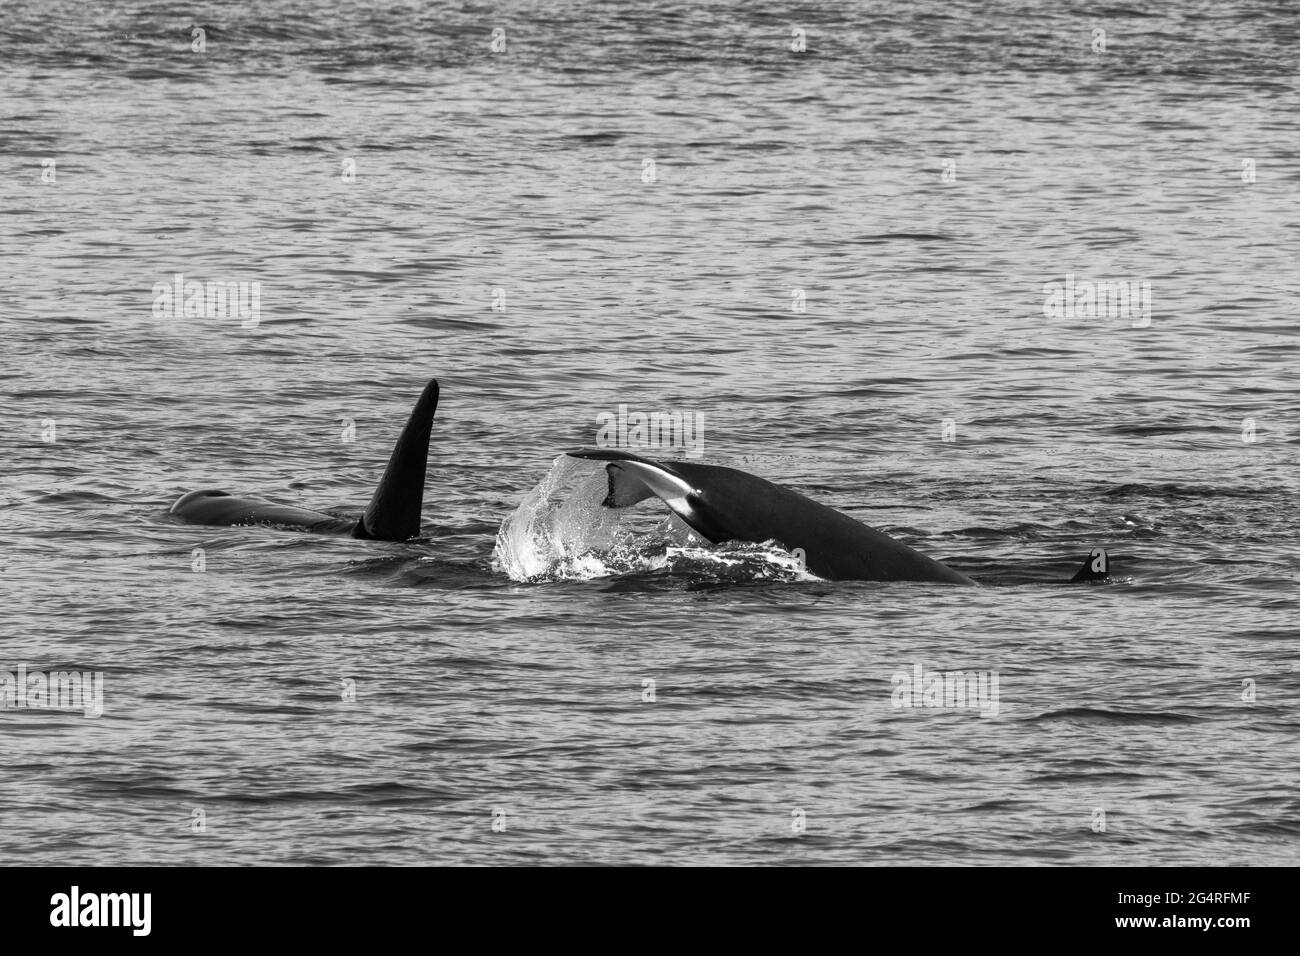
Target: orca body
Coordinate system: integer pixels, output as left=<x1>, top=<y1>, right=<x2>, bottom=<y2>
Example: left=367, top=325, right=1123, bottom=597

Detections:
left=170, top=378, right=439, bottom=542
left=567, top=449, right=1109, bottom=585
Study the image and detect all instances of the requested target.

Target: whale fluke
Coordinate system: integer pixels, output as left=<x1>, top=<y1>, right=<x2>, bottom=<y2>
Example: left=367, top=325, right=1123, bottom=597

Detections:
left=568, top=449, right=695, bottom=509
left=566, top=448, right=975, bottom=584
left=353, top=378, right=440, bottom=541
left=568, top=449, right=1117, bottom=588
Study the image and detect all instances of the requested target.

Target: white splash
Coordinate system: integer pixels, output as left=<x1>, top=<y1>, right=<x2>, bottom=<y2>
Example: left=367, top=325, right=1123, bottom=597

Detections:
left=492, top=456, right=630, bottom=581
left=492, top=456, right=821, bottom=584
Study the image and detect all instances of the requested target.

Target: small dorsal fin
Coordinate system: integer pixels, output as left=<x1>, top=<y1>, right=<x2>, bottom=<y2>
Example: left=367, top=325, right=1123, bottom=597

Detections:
left=352, top=378, right=439, bottom=541
left=1070, top=548, right=1111, bottom=583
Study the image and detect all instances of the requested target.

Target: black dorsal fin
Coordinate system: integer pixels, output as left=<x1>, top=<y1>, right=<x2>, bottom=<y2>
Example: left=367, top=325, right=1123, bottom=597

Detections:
left=1070, top=548, right=1111, bottom=583
left=352, top=378, right=439, bottom=541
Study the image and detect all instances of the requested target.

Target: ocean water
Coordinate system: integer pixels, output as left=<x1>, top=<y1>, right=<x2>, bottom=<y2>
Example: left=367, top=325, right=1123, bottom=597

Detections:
left=2, top=0, right=1298, bottom=865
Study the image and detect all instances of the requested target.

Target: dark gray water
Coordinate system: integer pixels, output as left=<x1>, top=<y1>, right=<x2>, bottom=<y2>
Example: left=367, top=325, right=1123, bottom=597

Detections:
left=2, top=0, right=1298, bottom=865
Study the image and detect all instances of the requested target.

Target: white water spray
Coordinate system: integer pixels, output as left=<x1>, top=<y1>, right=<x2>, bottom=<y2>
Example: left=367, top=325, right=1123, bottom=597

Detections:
left=492, top=456, right=820, bottom=584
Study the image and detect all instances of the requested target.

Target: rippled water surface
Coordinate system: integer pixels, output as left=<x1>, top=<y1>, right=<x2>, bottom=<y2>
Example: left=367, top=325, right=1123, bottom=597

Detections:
left=2, top=0, right=1299, bottom=865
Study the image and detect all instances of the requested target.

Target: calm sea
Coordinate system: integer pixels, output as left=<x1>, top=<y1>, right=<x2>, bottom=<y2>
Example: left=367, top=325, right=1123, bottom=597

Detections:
left=2, top=0, right=1298, bottom=865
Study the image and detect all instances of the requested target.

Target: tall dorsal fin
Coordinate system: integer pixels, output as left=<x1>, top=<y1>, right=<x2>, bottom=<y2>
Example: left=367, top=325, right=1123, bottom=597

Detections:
left=352, top=378, right=439, bottom=541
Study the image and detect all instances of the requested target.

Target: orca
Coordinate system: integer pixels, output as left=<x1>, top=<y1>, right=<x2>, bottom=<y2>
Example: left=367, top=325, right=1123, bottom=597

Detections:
left=1069, top=547, right=1112, bottom=583
left=566, top=448, right=1110, bottom=585
left=170, top=378, right=439, bottom=541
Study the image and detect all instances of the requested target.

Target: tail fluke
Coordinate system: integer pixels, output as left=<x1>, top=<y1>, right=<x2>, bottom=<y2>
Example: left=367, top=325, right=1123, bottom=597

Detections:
left=352, top=378, right=439, bottom=541
left=566, top=447, right=696, bottom=510
left=1070, top=548, right=1111, bottom=583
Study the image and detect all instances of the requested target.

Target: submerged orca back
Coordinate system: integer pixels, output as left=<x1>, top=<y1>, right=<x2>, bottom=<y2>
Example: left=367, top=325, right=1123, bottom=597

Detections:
left=352, top=378, right=440, bottom=541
